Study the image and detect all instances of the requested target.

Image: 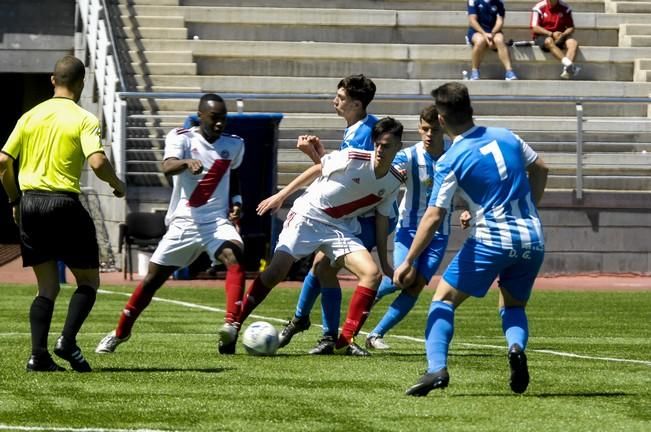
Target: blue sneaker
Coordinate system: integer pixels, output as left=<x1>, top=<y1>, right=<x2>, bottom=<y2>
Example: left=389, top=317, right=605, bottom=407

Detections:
left=505, top=70, right=518, bottom=80
left=470, top=69, right=480, bottom=80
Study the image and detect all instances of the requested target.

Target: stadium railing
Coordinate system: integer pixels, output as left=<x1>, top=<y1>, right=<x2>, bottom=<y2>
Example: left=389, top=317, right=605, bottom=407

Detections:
left=117, top=91, right=651, bottom=201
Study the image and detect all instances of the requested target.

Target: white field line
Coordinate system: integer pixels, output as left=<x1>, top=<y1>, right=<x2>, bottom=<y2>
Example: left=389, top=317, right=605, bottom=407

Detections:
left=0, top=425, right=172, bottom=432
left=89, top=289, right=650, bottom=367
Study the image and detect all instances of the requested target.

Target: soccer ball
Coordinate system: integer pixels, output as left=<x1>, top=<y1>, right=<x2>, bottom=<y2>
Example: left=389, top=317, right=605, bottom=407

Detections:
left=242, top=321, right=279, bottom=356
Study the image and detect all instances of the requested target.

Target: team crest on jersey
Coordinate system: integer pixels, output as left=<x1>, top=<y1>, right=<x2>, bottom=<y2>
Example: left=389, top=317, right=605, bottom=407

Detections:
left=378, top=189, right=385, bottom=197
left=352, top=178, right=360, bottom=184
left=220, top=150, right=230, bottom=159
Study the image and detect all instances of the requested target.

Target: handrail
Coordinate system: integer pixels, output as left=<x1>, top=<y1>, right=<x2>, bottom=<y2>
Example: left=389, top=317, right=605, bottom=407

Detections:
left=100, top=0, right=126, bottom=91
left=118, top=92, right=651, bottom=201
left=118, top=92, right=651, bottom=104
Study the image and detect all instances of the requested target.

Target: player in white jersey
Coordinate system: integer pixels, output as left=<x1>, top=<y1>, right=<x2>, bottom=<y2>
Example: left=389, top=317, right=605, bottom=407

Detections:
left=96, top=94, right=248, bottom=356
left=278, top=74, right=398, bottom=355
left=234, top=118, right=405, bottom=355
left=395, top=83, right=549, bottom=396
left=365, top=105, right=453, bottom=350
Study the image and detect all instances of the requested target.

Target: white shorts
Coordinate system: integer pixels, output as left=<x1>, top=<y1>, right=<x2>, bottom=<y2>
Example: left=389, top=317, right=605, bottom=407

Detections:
left=274, top=211, right=366, bottom=262
left=150, top=218, right=242, bottom=268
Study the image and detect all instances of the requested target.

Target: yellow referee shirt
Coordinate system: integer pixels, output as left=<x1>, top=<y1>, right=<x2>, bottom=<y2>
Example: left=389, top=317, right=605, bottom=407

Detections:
left=2, top=97, right=104, bottom=194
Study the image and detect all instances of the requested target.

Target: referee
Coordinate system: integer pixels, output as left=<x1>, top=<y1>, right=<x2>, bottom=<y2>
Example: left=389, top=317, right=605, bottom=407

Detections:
left=0, top=55, right=125, bottom=372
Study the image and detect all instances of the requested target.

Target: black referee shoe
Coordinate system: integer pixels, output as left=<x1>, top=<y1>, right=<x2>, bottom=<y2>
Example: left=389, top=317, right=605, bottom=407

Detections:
left=26, top=353, right=65, bottom=372
left=405, top=368, right=450, bottom=396
left=54, top=336, right=92, bottom=372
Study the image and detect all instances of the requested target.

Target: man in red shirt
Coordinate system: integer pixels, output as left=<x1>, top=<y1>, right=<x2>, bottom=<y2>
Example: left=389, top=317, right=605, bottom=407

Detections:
left=530, top=0, right=579, bottom=79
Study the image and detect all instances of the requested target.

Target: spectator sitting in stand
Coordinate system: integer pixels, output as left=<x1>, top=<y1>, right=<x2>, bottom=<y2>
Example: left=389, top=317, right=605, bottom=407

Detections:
left=531, top=0, right=580, bottom=79
left=466, top=0, right=518, bottom=81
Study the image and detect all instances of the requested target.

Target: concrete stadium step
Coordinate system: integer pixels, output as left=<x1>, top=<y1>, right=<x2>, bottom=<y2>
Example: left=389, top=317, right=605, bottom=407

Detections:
left=124, top=40, right=651, bottom=63
left=184, top=19, right=614, bottom=47
left=125, top=74, right=651, bottom=96
left=124, top=40, right=651, bottom=82
left=126, top=97, right=649, bottom=118
left=179, top=0, right=605, bottom=12
left=117, top=15, right=185, bottom=28
left=607, top=1, right=651, bottom=13
left=127, top=51, right=193, bottom=63
left=116, top=7, right=623, bottom=29
left=118, top=27, right=187, bottom=39
left=128, top=63, right=197, bottom=75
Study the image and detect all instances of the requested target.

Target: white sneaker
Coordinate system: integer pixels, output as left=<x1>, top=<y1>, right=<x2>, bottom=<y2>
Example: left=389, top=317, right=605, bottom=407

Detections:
left=560, top=66, right=571, bottom=79
left=365, top=335, right=391, bottom=350
left=95, top=330, right=130, bottom=353
left=218, top=322, right=239, bottom=355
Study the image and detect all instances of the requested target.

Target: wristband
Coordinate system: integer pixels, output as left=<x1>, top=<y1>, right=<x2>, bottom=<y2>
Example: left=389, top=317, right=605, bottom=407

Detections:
left=231, top=195, right=243, bottom=206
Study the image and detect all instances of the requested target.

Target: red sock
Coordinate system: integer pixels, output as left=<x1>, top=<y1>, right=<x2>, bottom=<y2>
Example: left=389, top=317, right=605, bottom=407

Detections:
left=336, top=285, right=376, bottom=348
left=239, top=276, right=273, bottom=325
left=225, top=264, right=245, bottom=324
left=115, top=282, right=157, bottom=338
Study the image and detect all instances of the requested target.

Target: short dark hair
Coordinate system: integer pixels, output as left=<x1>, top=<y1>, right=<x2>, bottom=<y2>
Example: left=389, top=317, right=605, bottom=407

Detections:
left=430, top=82, right=473, bottom=126
left=372, top=117, right=403, bottom=142
left=337, top=74, right=376, bottom=109
left=53, top=55, right=85, bottom=87
left=198, top=93, right=226, bottom=112
left=419, top=104, right=439, bottom=125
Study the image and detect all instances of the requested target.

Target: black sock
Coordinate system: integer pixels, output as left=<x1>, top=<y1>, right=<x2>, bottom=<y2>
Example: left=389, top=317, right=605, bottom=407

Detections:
left=30, top=296, right=54, bottom=356
left=61, top=285, right=97, bottom=342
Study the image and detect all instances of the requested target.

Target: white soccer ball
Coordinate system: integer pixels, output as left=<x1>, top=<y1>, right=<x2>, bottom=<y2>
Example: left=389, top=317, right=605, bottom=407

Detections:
left=242, top=321, right=279, bottom=356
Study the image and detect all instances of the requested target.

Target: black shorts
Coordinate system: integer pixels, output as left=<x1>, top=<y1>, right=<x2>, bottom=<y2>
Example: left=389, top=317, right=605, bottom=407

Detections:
left=534, top=35, right=566, bottom=52
left=19, top=191, right=99, bottom=269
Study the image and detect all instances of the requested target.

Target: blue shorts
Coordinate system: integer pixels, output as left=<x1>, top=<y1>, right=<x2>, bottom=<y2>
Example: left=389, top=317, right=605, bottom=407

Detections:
left=466, top=29, right=503, bottom=47
left=443, top=238, right=544, bottom=301
left=394, top=227, right=448, bottom=283
left=357, top=216, right=398, bottom=251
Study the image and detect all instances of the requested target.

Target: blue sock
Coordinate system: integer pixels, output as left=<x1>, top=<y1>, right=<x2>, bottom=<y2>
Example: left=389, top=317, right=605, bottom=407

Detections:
left=295, top=271, right=320, bottom=319
left=321, top=287, right=342, bottom=337
left=371, top=291, right=418, bottom=337
left=500, top=306, right=528, bottom=350
left=425, top=301, right=455, bottom=373
left=375, top=276, right=398, bottom=301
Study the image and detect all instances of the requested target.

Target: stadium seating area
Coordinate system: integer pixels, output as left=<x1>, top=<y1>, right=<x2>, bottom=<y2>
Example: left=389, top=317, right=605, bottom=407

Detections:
left=110, top=0, right=651, bottom=201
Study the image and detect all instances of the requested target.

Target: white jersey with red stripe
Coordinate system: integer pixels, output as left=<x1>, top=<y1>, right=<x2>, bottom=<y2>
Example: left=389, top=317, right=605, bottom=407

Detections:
left=163, top=127, right=245, bottom=225
left=290, top=148, right=405, bottom=234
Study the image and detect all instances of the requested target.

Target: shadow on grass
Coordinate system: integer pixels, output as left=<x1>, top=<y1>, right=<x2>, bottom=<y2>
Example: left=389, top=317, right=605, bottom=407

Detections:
left=95, top=366, right=232, bottom=373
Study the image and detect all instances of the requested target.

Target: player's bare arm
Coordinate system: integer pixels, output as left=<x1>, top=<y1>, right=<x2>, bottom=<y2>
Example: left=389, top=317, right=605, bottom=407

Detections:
left=257, top=164, right=322, bottom=215
left=87, top=152, right=126, bottom=198
left=375, top=213, right=393, bottom=278
left=0, top=152, right=21, bottom=223
left=162, top=157, right=203, bottom=176
left=394, top=206, right=446, bottom=288
left=527, top=157, right=549, bottom=206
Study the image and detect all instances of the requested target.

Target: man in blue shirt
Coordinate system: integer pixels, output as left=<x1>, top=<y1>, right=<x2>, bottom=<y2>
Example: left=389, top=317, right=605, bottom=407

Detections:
left=395, top=82, right=548, bottom=396
left=365, top=105, right=452, bottom=350
left=467, top=0, right=518, bottom=80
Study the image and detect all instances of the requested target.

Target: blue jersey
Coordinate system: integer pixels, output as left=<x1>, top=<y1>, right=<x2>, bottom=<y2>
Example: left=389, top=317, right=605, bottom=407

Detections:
left=340, top=115, right=378, bottom=151
left=467, top=0, right=505, bottom=32
left=428, top=126, right=543, bottom=249
left=394, top=140, right=452, bottom=234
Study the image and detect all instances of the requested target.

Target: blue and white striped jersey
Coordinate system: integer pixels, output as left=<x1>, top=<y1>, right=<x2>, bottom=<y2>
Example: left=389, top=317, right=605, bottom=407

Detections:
left=428, top=126, right=544, bottom=249
left=340, top=115, right=378, bottom=151
left=394, top=140, right=452, bottom=234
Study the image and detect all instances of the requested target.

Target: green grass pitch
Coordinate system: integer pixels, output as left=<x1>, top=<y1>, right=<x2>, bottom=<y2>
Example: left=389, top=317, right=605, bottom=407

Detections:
left=0, top=283, right=649, bottom=431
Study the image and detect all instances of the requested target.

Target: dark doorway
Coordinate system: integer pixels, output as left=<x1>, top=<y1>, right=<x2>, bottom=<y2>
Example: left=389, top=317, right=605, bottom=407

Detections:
left=0, top=73, right=51, bottom=243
